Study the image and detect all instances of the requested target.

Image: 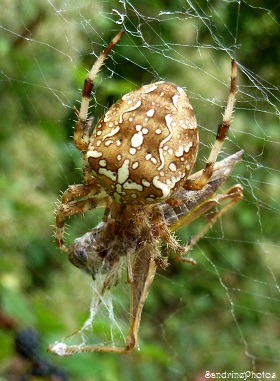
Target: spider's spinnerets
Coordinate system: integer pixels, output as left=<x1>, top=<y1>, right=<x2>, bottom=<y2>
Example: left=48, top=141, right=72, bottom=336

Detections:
left=87, top=81, right=198, bottom=204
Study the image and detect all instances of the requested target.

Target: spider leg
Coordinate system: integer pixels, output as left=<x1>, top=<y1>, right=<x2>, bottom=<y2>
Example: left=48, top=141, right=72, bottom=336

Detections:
left=184, top=60, right=237, bottom=191
left=55, top=183, right=108, bottom=252
left=74, top=31, right=124, bottom=151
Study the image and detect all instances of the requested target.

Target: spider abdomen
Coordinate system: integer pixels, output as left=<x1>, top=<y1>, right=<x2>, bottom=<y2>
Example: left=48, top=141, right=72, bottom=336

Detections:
left=87, top=81, right=198, bottom=204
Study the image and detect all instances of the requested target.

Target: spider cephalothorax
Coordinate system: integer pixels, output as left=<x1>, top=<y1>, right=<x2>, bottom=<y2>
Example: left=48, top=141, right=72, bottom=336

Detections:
left=50, top=31, right=243, bottom=356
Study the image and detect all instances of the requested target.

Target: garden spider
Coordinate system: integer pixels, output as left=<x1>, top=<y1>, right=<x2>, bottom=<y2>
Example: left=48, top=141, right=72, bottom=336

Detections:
left=49, top=31, right=243, bottom=356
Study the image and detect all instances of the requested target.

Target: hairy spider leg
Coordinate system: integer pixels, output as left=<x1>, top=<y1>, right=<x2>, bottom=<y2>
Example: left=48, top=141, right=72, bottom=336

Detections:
left=55, top=32, right=124, bottom=252
left=184, top=60, right=237, bottom=191
left=55, top=183, right=109, bottom=252
left=74, top=31, right=125, bottom=151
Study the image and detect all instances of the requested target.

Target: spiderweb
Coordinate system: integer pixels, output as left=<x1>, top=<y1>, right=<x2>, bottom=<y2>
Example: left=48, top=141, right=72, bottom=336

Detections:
left=1, top=0, right=279, bottom=379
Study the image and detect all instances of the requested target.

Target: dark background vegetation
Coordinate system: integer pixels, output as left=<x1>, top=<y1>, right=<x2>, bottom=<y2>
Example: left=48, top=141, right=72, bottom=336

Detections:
left=0, top=0, right=279, bottom=380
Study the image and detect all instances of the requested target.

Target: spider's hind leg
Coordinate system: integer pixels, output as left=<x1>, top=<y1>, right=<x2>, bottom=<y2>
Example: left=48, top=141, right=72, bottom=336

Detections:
left=183, top=60, right=237, bottom=192
left=73, top=31, right=124, bottom=152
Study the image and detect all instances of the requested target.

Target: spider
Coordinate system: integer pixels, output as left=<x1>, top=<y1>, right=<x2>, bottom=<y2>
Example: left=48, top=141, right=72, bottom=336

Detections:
left=49, top=31, right=243, bottom=356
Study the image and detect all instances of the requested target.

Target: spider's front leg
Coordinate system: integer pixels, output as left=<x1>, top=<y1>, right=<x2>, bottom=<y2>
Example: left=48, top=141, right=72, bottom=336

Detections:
left=71, top=32, right=125, bottom=187
left=55, top=182, right=108, bottom=252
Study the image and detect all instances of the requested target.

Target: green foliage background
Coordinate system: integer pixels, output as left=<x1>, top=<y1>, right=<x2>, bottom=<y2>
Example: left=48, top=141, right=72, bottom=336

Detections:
left=0, top=0, right=279, bottom=379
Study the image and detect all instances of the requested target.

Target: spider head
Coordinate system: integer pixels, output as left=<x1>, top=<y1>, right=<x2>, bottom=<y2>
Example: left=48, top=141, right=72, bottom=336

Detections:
left=86, top=81, right=198, bottom=205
